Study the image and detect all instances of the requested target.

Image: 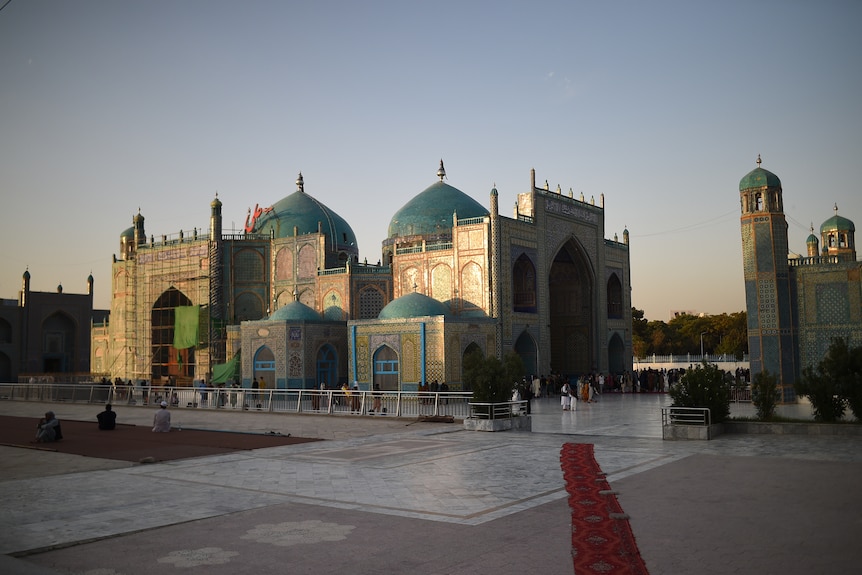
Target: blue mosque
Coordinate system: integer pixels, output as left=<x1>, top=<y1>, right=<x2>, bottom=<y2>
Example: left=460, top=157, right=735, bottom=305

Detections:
left=92, top=161, right=634, bottom=390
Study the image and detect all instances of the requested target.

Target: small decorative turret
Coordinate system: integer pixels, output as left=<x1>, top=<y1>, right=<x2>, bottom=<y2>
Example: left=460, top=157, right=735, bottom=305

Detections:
left=806, top=223, right=819, bottom=257
left=87, top=273, right=94, bottom=296
left=623, top=226, right=629, bottom=246
left=210, top=193, right=223, bottom=242
left=133, top=208, right=145, bottom=246
left=20, top=269, right=30, bottom=307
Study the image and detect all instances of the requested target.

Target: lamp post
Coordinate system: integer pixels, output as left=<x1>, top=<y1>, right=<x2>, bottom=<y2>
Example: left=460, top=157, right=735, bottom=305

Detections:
left=700, top=332, right=707, bottom=360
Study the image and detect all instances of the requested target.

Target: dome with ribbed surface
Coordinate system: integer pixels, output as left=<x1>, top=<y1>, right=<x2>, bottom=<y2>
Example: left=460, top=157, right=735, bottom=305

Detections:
left=820, top=214, right=855, bottom=234
left=378, top=292, right=451, bottom=319
left=267, top=300, right=321, bottom=322
left=388, top=163, right=488, bottom=239
left=739, top=167, right=781, bottom=190
left=250, top=174, right=359, bottom=258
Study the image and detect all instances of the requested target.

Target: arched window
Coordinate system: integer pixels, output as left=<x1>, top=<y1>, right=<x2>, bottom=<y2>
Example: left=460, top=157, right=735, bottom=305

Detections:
left=373, top=345, right=399, bottom=391
left=358, top=286, right=385, bottom=319
left=606, top=273, right=623, bottom=319
left=513, top=254, right=537, bottom=313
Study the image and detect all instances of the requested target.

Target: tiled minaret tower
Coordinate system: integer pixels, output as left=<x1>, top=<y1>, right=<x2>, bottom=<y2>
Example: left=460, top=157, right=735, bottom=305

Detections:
left=739, top=155, right=797, bottom=400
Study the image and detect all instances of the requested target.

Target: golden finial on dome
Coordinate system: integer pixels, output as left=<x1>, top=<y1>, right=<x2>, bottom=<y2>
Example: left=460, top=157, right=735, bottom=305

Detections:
left=437, top=159, right=446, bottom=181
left=756, top=154, right=762, bottom=167
left=296, top=172, right=304, bottom=192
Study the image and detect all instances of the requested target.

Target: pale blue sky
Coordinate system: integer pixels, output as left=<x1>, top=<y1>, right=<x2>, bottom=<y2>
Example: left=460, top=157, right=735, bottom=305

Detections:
left=2, top=0, right=860, bottom=321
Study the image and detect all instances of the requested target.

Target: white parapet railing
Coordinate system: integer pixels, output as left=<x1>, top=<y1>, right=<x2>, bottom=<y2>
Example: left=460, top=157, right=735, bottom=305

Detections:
left=467, top=400, right=528, bottom=419
left=0, top=383, right=473, bottom=420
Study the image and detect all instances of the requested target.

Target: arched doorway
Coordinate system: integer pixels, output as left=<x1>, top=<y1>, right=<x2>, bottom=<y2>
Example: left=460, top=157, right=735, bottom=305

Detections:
left=608, top=332, right=625, bottom=376
left=254, top=346, right=275, bottom=388
left=549, top=239, right=594, bottom=376
left=461, top=342, right=483, bottom=390
left=514, top=331, right=537, bottom=377
left=41, top=312, right=76, bottom=373
left=373, top=345, right=399, bottom=391
left=316, top=344, right=338, bottom=389
left=151, top=288, right=194, bottom=383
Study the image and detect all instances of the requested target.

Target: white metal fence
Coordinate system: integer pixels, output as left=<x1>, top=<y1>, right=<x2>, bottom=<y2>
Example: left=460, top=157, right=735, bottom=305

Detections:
left=0, top=383, right=473, bottom=419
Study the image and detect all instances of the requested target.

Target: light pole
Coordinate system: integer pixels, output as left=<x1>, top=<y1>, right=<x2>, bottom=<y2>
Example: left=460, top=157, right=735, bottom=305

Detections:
left=700, top=332, right=707, bottom=359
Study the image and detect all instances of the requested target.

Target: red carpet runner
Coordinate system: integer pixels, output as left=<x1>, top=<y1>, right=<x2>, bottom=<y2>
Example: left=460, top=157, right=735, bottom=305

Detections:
left=560, top=443, right=650, bottom=575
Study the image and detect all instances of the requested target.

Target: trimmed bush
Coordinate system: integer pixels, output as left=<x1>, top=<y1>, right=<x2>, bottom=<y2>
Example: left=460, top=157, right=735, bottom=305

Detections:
left=669, top=361, right=730, bottom=423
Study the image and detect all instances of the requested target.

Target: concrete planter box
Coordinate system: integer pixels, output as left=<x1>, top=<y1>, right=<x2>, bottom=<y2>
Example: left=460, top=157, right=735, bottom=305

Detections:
left=724, top=421, right=862, bottom=436
left=662, top=423, right=724, bottom=440
left=464, top=415, right=532, bottom=432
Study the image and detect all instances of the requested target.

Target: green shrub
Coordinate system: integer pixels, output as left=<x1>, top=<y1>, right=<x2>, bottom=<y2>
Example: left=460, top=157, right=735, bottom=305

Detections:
left=464, top=350, right=524, bottom=404
left=794, top=338, right=861, bottom=422
left=669, top=361, right=730, bottom=423
left=751, top=370, right=779, bottom=421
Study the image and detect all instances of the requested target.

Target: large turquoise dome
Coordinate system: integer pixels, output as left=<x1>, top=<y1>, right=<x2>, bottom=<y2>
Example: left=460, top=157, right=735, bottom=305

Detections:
left=268, top=300, right=321, bottom=322
left=378, top=292, right=451, bottom=319
left=739, top=166, right=781, bottom=190
left=251, top=174, right=359, bottom=257
left=388, top=162, right=489, bottom=239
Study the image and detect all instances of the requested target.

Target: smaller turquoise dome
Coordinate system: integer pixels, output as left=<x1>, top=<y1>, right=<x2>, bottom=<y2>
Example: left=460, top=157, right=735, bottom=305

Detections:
left=739, top=167, right=781, bottom=190
left=378, top=292, right=450, bottom=319
left=120, top=226, right=134, bottom=239
left=268, top=301, right=321, bottom=322
left=820, top=214, right=855, bottom=234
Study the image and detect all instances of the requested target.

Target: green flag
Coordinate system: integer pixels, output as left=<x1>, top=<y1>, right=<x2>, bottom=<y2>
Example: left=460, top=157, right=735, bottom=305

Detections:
left=173, top=305, right=200, bottom=350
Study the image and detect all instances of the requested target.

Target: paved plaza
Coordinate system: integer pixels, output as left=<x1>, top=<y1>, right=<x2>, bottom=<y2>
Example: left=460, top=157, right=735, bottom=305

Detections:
left=1, top=394, right=861, bottom=574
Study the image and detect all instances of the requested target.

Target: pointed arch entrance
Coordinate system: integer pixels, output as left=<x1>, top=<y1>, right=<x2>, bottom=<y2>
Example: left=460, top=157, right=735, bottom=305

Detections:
left=549, top=239, right=594, bottom=376
left=373, top=345, right=399, bottom=391
left=316, top=344, right=338, bottom=389
left=42, top=311, right=76, bottom=373
left=514, top=331, right=537, bottom=376
left=608, top=332, right=625, bottom=375
left=151, top=288, right=194, bottom=383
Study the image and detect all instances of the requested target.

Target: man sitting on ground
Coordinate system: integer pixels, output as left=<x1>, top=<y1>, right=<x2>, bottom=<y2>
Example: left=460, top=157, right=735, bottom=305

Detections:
left=35, top=411, right=61, bottom=442
left=97, top=404, right=117, bottom=430
left=152, top=401, right=171, bottom=432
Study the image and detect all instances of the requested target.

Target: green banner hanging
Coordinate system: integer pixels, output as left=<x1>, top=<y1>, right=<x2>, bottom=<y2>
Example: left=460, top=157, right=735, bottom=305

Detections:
left=173, top=305, right=200, bottom=350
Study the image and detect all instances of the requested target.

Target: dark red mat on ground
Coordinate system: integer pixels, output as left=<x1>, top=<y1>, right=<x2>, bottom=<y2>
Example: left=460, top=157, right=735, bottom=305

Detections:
left=0, top=415, right=320, bottom=463
left=561, top=443, right=649, bottom=575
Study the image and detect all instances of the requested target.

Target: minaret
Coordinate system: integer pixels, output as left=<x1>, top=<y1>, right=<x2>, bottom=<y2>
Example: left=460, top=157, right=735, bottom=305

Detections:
left=490, top=184, right=502, bottom=359
left=806, top=224, right=819, bottom=257
left=209, top=194, right=225, bottom=365
left=133, top=209, right=145, bottom=247
left=739, top=155, right=797, bottom=400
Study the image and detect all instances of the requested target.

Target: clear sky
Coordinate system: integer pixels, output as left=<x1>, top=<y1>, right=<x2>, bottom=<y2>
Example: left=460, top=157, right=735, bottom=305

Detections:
left=2, top=0, right=860, bottom=321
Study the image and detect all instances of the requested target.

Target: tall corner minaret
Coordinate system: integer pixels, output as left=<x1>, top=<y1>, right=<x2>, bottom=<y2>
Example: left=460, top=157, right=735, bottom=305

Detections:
left=739, top=155, right=797, bottom=400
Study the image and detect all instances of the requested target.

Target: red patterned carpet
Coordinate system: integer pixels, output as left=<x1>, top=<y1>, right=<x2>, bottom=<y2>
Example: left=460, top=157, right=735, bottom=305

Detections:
left=0, top=415, right=320, bottom=462
left=561, top=443, right=650, bottom=575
